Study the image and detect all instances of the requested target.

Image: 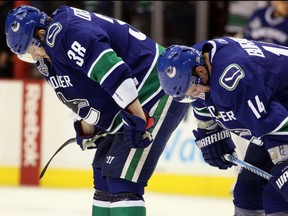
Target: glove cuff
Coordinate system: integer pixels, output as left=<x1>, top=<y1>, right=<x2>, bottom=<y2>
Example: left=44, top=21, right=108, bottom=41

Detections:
left=144, top=110, right=155, bottom=130
left=74, top=120, right=96, bottom=138
left=197, top=119, right=217, bottom=130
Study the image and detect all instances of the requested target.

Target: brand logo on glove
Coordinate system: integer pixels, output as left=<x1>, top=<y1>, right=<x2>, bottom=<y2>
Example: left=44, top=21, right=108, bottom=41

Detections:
left=141, top=131, right=153, bottom=141
left=276, top=170, right=288, bottom=189
left=196, top=130, right=231, bottom=148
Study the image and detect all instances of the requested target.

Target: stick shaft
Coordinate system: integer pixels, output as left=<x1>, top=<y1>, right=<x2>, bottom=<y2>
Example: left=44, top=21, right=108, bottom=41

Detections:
left=39, top=138, right=76, bottom=179
left=224, top=154, right=272, bottom=180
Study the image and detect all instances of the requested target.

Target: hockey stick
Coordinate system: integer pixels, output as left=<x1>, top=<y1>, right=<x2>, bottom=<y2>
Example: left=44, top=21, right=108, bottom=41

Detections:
left=224, top=154, right=272, bottom=180
left=39, top=137, right=76, bottom=179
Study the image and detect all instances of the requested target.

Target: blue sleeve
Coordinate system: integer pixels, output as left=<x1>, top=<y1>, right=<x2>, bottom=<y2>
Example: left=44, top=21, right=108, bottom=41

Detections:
left=191, top=100, right=214, bottom=122
left=192, top=40, right=208, bottom=52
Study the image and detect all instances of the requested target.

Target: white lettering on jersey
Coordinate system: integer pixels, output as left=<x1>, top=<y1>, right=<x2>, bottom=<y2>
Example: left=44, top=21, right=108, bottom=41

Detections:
left=218, top=111, right=237, bottom=121
left=247, top=95, right=266, bottom=119
left=71, top=7, right=91, bottom=21
left=67, top=41, right=86, bottom=67
left=207, top=105, right=237, bottom=122
left=230, top=37, right=265, bottom=58
left=263, top=45, right=288, bottom=57
left=48, top=75, right=73, bottom=89
left=207, top=106, right=217, bottom=118
left=94, top=12, right=147, bottom=40
left=250, top=28, right=287, bottom=44
left=94, top=13, right=113, bottom=23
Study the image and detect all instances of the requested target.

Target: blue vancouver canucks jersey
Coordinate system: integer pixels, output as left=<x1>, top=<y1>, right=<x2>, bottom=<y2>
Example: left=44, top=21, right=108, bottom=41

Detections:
left=244, top=6, right=288, bottom=46
left=37, top=6, right=165, bottom=133
left=192, top=37, right=288, bottom=148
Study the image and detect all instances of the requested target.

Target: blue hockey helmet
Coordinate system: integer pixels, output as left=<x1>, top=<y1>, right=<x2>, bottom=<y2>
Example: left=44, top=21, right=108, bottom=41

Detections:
left=5, top=5, right=49, bottom=55
left=158, top=45, right=204, bottom=100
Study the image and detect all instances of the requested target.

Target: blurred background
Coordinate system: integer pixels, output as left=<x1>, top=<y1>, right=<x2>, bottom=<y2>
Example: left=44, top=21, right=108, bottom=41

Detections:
left=0, top=1, right=281, bottom=215
left=0, top=1, right=272, bottom=79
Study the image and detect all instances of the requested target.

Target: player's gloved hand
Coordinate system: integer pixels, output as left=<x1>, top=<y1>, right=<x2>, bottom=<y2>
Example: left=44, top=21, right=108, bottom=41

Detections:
left=269, top=160, right=288, bottom=202
left=74, top=120, right=107, bottom=151
left=120, top=109, right=155, bottom=148
left=192, top=126, right=236, bottom=169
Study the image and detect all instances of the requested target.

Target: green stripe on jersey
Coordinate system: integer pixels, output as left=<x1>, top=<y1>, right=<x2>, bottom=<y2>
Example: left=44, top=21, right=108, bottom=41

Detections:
left=138, top=45, right=165, bottom=104
left=123, top=94, right=170, bottom=181
left=125, top=149, right=144, bottom=180
left=105, top=44, right=166, bottom=134
left=89, top=49, right=123, bottom=82
left=193, top=106, right=211, bottom=117
left=278, top=121, right=288, bottom=132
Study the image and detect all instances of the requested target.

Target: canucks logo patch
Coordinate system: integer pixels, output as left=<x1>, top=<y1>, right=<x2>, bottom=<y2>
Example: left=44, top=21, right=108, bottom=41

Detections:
left=165, top=66, right=176, bottom=78
left=46, top=22, right=62, bottom=47
left=219, top=64, right=245, bottom=91
left=11, top=21, right=20, bottom=32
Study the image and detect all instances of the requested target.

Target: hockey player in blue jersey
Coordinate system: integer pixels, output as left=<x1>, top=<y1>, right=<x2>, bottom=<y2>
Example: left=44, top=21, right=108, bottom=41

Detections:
left=158, top=37, right=288, bottom=215
left=244, top=1, right=288, bottom=47
left=5, top=5, right=189, bottom=216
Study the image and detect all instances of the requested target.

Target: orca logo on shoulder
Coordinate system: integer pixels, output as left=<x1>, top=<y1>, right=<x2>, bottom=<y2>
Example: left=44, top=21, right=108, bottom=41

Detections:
left=46, top=22, right=62, bottom=47
left=220, top=64, right=245, bottom=91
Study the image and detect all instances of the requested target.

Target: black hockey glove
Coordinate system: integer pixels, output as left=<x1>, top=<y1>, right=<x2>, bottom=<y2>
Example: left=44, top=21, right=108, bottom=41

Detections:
left=193, top=125, right=236, bottom=169
left=74, top=120, right=107, bottom=150
left=269, top=160, right=288, bottom=202
left=120, top=109, right=155, bottom=149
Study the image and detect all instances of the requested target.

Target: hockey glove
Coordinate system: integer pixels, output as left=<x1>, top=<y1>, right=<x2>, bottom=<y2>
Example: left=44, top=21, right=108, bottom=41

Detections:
left=193, top=126, right=236, bottom=169
left=74, top=120, right=107, bottom=151
left=120, top=109, right=155, bottom=149
left=269, top=160, right=288, bottom=202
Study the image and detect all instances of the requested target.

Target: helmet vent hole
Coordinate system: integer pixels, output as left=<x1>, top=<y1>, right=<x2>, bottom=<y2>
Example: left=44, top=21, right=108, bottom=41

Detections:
left=16, top=11, right=27, bottom=19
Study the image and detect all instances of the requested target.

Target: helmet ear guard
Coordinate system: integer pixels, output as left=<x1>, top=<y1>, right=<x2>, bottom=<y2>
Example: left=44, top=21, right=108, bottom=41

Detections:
left=5, top=4, right=49, bottom=55
left=157, top=45, right=204, bottom=100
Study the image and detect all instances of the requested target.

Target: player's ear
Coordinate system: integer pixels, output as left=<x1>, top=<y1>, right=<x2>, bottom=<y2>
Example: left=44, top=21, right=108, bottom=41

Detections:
left=194, top=66, right=205, bottom=75
left=38, top=29, right=46, bottom=42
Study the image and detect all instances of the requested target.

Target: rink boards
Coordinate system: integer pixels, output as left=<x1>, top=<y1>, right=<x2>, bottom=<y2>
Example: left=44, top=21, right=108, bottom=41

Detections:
left=0, top=80, right=247, bottom=197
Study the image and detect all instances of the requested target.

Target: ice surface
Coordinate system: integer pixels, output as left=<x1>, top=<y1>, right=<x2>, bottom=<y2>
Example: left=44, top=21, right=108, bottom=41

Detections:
left=0, top=186, right=233, bottom=216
